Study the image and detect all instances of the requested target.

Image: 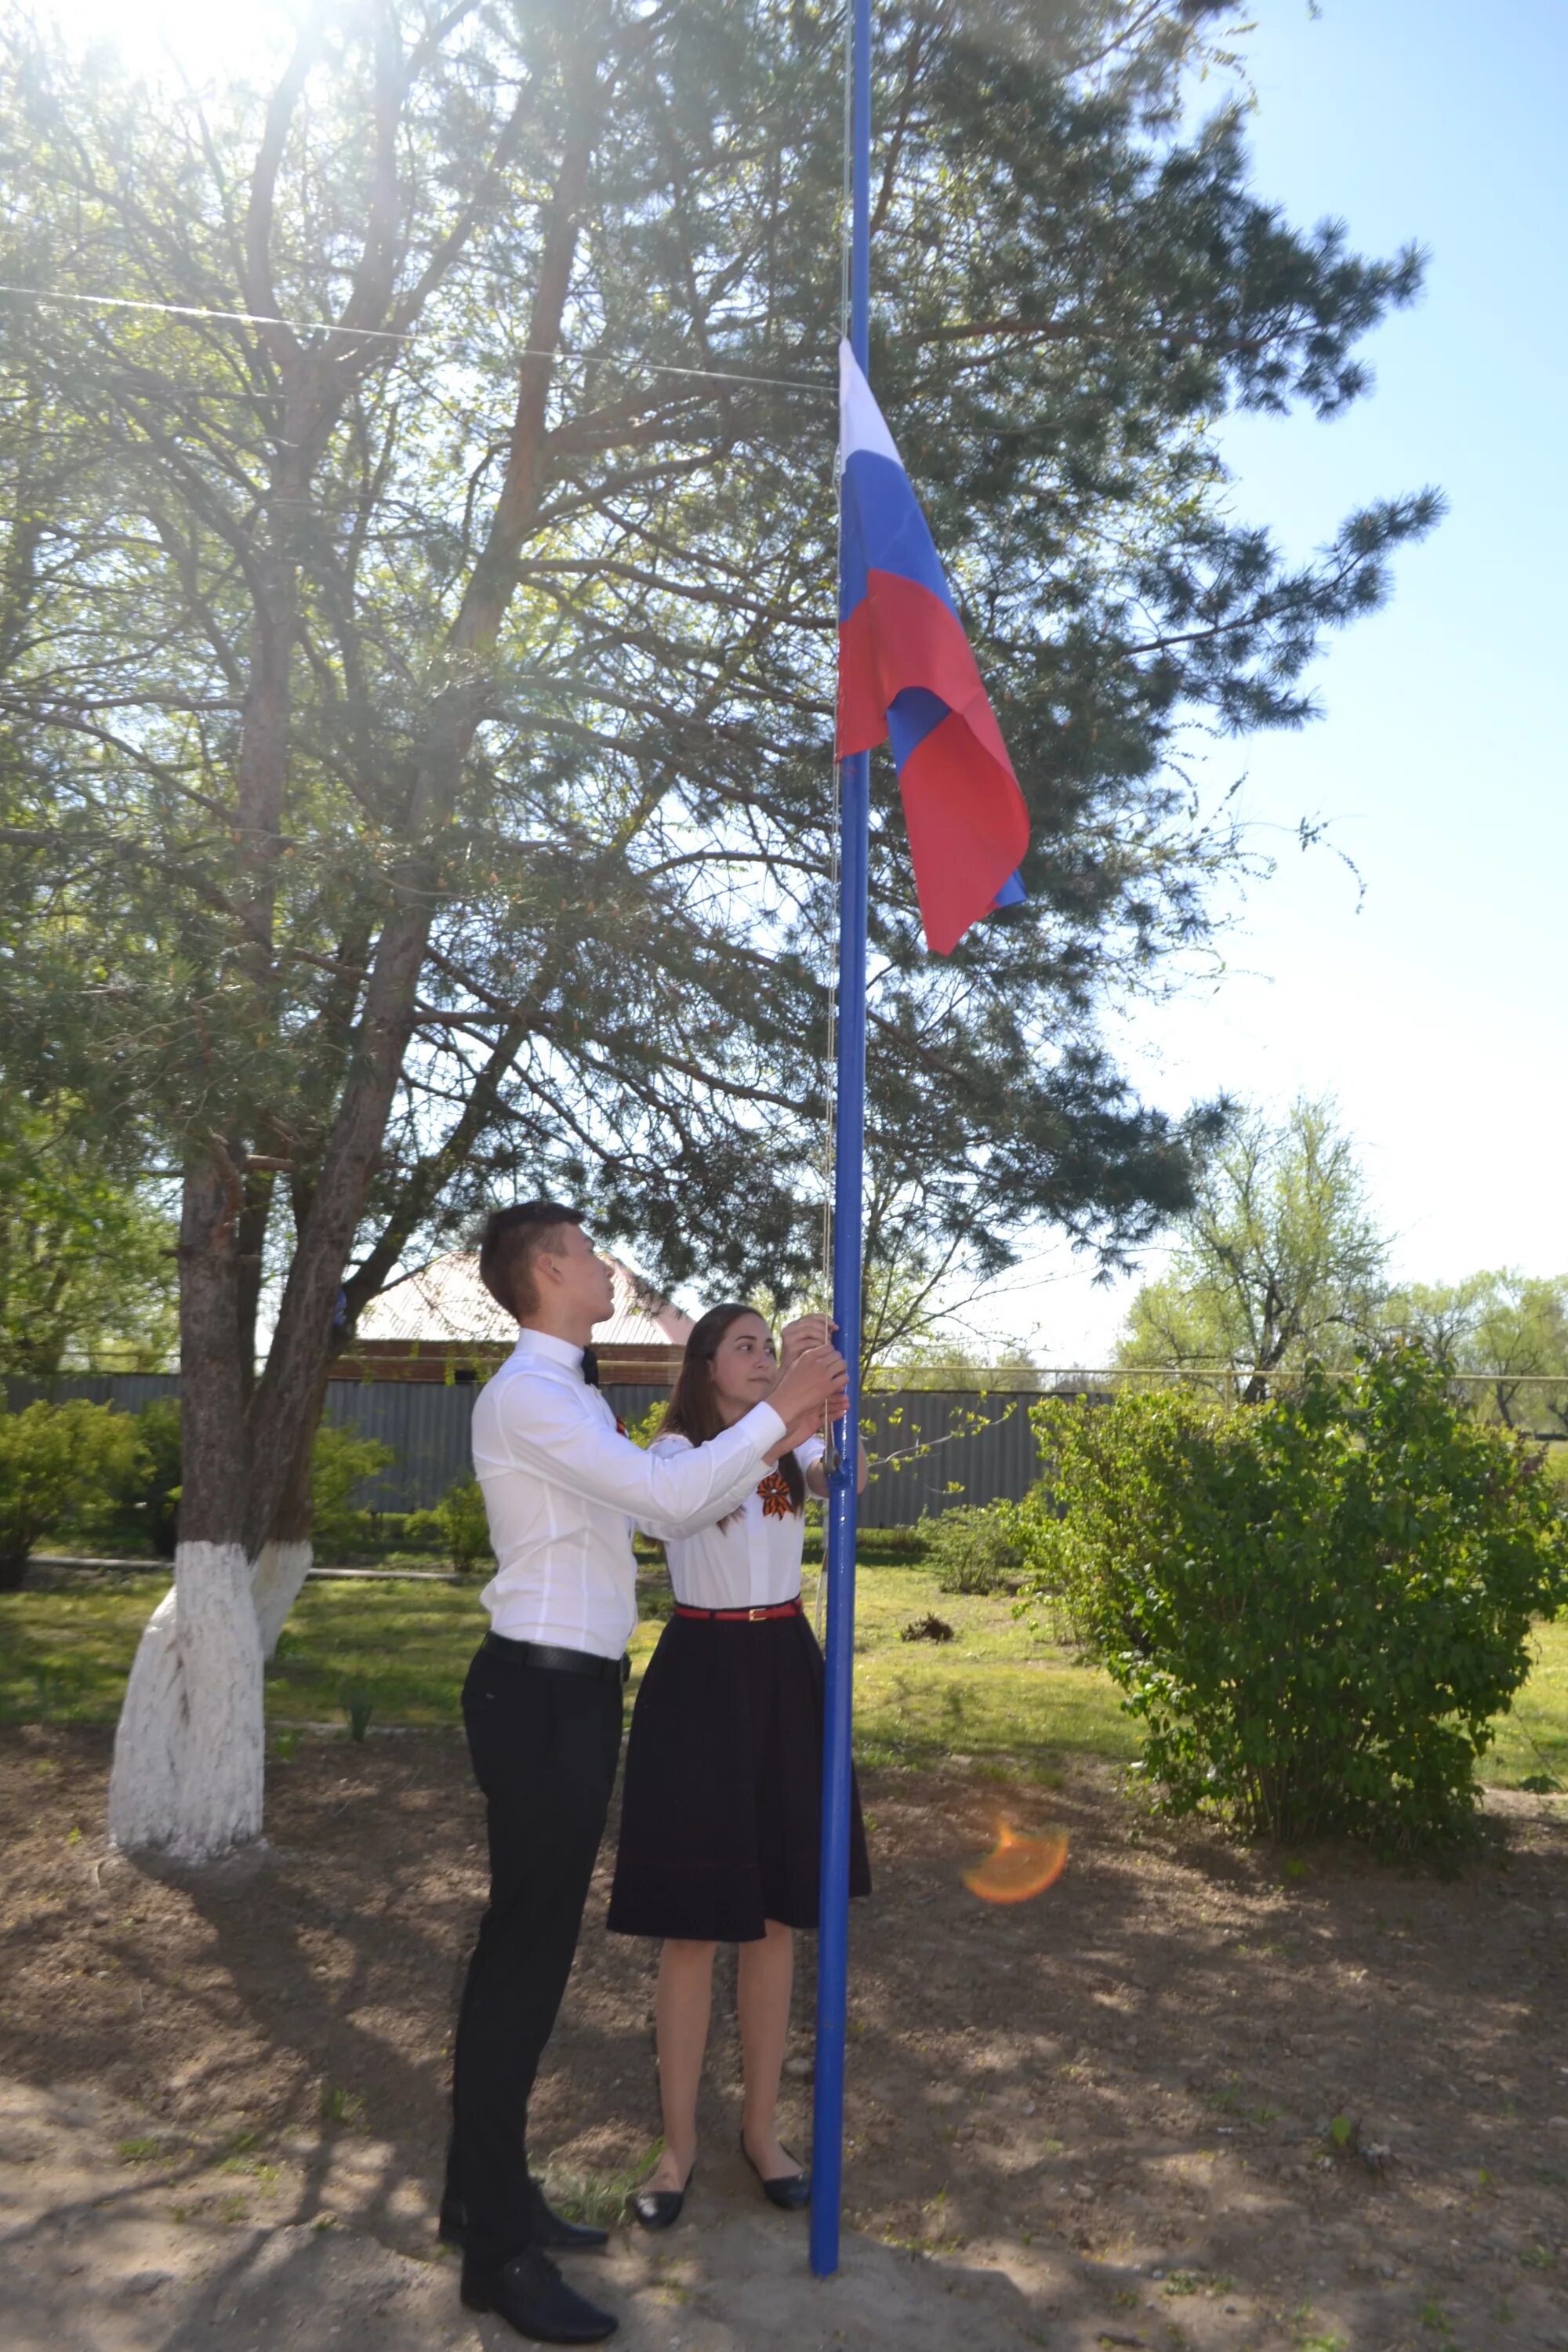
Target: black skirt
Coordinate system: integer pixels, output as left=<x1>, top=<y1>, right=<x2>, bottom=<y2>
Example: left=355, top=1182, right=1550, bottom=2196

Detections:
left=608, top=1607, right=872, bottom=1944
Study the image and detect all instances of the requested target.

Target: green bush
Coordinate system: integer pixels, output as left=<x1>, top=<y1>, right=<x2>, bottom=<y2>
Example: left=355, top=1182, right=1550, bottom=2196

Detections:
left=402, top=1479, right=494, bottom=1573
left=310, top=1421, right=394, bottom=1559
left=0, top=1397, right=149, bottom=1589
left=431, top=1476, right=492, bottom=1574
left=67, top=1396, right=183, bottom=1558
left=1015, top=1345, right=1568, bottom=1848
left=71, top=1402, right=390, bottom=1564
left=922, top=1503, right=1023, bottom=1595
left=128, top=1397, right=183, bottom=1555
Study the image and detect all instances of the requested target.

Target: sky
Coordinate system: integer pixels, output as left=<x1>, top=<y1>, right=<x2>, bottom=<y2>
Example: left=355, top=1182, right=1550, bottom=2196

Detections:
left=22, top=0, right=1568, bottom=1363
left=978, top=0, right=1568, bottom=1364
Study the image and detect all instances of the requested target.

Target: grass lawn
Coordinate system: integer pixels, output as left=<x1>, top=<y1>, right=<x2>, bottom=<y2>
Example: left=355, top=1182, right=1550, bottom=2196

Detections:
left=3, top=1556, right=1564, bottom=1792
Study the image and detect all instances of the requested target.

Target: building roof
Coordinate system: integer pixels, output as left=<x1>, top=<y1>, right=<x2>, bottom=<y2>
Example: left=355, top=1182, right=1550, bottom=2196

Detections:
left=355, top=1250, right=693, bottom=1350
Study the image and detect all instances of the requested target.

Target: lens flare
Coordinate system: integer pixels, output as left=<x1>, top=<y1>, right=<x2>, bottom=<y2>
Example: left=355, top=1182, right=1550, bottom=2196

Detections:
left=963, top=1819, right=1069, bottom=1905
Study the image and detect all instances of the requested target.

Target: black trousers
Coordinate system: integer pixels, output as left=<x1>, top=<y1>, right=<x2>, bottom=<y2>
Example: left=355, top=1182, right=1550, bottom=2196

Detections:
left=448, top=1639, right=624, bottom=2268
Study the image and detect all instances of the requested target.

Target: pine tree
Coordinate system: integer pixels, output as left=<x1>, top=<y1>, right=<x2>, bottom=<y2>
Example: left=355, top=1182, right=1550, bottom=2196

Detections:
left=0, top=0, right=1439, bottom=1854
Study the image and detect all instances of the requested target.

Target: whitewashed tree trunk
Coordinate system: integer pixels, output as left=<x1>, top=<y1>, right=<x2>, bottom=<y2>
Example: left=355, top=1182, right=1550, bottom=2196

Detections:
left=107, top=1542, right=266, bottom=1861
left=251, top=1537, right=313, bottom=1660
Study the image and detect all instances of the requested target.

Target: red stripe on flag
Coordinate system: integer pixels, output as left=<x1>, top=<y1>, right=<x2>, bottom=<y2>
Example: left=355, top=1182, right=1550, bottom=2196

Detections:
left=897, top=709, right=1029, bottom=955
left=837, top=572, right=1014, bottom=775
left=837, top=570, right=1027, bottom=952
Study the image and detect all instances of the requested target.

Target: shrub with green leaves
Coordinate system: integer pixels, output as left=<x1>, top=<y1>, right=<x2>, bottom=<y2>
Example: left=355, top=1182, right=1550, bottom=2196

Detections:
left=67, top=1395, right=183, bottom=1558
left=434, top=1476, right=492, bottom=1575
left=1016, top=1345, right=1568, bottom=1847
left=922, top=1503, right=1023, bottom=1595
left=310, top=1421, right=394, bottom=1559
left=402, top=1476, right=494, bottom=1572
left=0, top=1396, right=149, bottom=1589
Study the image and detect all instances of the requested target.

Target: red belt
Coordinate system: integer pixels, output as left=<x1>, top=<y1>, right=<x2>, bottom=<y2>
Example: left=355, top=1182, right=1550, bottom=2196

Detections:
left=673, top=1598, right=803, bottom=1623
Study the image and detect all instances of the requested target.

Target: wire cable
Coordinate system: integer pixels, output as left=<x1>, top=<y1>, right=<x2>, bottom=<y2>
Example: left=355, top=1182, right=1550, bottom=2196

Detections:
left=0, top=283, right=833, bottom=394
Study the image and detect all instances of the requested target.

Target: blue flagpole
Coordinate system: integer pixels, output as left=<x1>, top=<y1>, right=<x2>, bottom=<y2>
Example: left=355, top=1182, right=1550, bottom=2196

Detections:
left=811, top=0, right=872, bottom=2283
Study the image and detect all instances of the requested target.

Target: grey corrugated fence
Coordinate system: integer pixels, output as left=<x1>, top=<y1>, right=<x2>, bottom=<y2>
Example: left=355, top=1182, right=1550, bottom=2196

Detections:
left=2, top=1372, right=182, bottom=1416
left=1, top=1372, right=1044, bottom=1524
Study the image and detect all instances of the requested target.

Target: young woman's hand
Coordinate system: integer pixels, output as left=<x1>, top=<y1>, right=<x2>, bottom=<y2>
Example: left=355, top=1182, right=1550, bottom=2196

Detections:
left=767, top=1408, right=834, bottom=1461
left=777, top=1313, right=837, bottom=1368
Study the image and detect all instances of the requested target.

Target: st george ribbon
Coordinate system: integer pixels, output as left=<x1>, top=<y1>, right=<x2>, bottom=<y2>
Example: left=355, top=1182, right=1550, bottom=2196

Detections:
left=811, top=0, right=1029, bottom=2278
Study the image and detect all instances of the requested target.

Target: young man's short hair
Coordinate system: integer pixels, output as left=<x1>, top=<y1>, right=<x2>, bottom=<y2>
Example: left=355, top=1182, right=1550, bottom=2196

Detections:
left=478, top=1201, right=585, bottom=1322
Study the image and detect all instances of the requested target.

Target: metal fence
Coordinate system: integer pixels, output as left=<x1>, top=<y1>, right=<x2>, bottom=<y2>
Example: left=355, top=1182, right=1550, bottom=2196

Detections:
left=2, top=1372, right=182, bottom=1416
left=1, top=1370, right=1044, bottom=1524
left=15, top=1363, right=1555, bottom=1526
left=9, top=1364, right=1561, bottom=1524
left=300, top=1378, right=1047, bottom=1523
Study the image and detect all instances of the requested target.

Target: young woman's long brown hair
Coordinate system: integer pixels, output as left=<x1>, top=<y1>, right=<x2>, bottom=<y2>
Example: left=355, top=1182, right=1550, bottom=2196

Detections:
left=660, top=1304, right=805, bottom=1512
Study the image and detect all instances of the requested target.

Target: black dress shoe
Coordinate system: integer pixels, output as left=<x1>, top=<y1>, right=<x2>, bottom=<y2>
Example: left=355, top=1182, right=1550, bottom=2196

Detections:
left=440, top=2183, right=608, bottom=2254
left=526, top=2179, right=610, bottom=2252
left=739, top=2132, right=811, bottom=2210
left=631, top=2162, right=695, bottom=2231
left=459, top=2246, right=617, bottom=2343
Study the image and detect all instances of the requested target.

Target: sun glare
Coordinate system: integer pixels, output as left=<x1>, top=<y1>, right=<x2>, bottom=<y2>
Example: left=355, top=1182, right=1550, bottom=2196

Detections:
left=37, top=0, right=289, bottom=88
left=963, top=1820, right=1070, bottom=1906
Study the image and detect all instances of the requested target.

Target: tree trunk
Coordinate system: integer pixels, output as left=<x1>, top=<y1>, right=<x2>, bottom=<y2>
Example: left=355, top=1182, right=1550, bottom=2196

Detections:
left=106, top=60, right=599, bottom=1863
left=252, top=1381, right=322, bottom=1659
left=109, top=1148, right=263, bottom=1857
left=107, top=1541, right=265, bottom=1860
left=251, top=1537, right=312, bottom=1661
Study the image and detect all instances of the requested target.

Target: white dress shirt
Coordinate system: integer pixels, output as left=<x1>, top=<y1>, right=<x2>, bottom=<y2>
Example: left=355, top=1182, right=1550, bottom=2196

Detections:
left=472, top=1329, right=787, bottom=1659
left=650, top=1433, right=826, bottom=1610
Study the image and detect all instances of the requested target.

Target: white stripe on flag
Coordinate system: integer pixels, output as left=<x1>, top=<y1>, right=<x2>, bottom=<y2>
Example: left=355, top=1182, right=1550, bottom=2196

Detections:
left=838, top=339, right=904, bottom=469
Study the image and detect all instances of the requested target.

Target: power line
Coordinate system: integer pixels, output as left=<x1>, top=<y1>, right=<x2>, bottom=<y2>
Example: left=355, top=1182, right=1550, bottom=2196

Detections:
left=0, top=283, right=833, bottom=395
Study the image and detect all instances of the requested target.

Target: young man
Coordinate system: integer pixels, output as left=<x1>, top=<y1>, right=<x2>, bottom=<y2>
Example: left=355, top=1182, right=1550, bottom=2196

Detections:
left=445, top=1203, right=847, bottom=2344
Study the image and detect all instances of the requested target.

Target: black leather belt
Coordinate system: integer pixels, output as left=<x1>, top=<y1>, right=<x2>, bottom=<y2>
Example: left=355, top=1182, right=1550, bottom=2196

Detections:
left=482, top=1632, right=630, bottom=1686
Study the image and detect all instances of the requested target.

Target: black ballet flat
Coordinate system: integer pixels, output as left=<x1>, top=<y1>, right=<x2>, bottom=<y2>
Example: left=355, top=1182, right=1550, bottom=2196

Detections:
left=631, top=2163, right=695, bottom=2231
left=739, top=2133, right=811, bottom=2211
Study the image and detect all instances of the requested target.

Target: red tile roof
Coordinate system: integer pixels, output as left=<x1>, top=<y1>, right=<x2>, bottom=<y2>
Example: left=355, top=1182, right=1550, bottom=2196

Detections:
left=355, top=1250, right=692, bottom=1349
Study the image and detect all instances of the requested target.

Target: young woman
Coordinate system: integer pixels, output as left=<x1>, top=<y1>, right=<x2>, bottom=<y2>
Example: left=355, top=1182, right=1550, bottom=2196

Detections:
left=607, top=1305, right=871, bottom=2227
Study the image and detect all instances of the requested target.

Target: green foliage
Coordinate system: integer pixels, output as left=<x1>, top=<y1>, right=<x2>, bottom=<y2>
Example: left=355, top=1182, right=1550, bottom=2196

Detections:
left=65, top=1399, right=394, bottom=1562
left=0, top=1102, right=177, bottom=1376
left=1382, top=1269, right=1568, bottom=1433
left=130, top=1399, right=183, bottom=1556
left=405, top=1476, right=493, bottom=1576
left=923, top=1504, right=1024, bottom=1595
left=1017, top=1346, right=1568, bottom=1846
left=309, top=1422, right=394, bottom=1560
left=1117, top=1098, right=1388, bottom=1390
left=66, top=1396, right=182, bottom=1559
left=0, top=0, right=1440, bottom=1389
left=339, top=1681, right=376, bottom=1742
left=900, top=1612, right=956, bottom=1645
left=623, top=1399, right=670, bottom=1452
left=0, top=1397, right=147, bottom=1588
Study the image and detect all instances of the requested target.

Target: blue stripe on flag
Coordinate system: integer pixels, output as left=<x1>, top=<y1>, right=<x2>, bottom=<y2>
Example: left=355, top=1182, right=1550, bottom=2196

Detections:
left=839, top=451, right=961, bottom=624
left=885, top=683, right=949, bottom=765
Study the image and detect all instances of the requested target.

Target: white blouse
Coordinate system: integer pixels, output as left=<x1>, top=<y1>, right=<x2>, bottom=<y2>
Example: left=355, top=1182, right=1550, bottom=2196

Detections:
left=648, top=1432, right=826, bottom=1610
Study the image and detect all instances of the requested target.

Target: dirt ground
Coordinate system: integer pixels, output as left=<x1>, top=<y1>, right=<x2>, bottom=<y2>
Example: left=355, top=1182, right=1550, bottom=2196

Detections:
left=2, top=1726, right=1567, bottom=2352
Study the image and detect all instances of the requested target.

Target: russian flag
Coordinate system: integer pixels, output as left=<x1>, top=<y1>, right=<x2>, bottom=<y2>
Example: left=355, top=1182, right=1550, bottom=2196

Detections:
left=837, top=341, right=1029, bottom=956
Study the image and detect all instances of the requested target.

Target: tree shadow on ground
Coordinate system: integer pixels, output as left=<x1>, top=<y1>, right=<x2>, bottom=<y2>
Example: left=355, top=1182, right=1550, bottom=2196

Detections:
left=3, top=1726, right=1568, bottom=2350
